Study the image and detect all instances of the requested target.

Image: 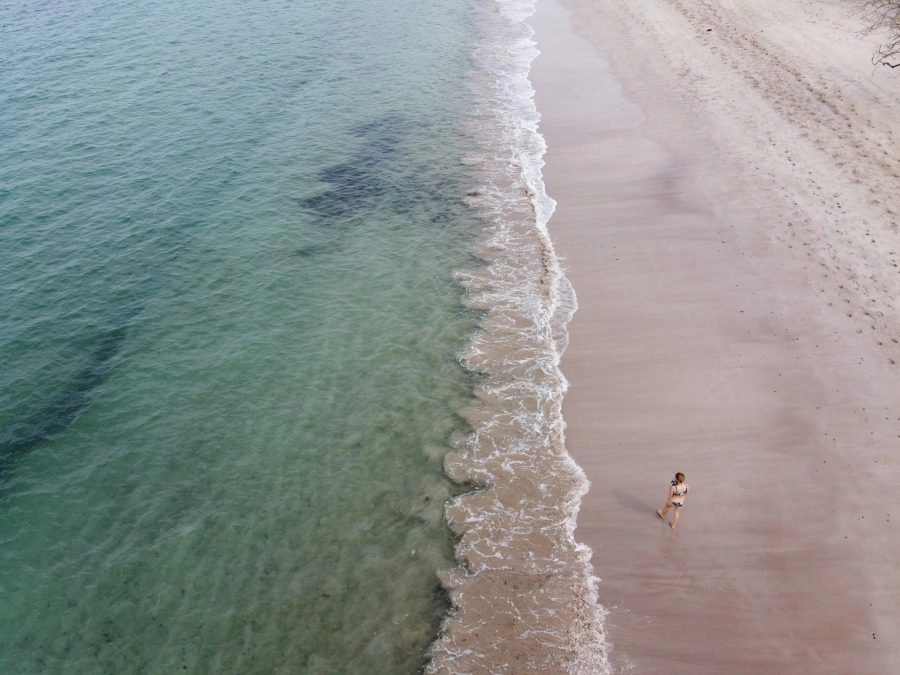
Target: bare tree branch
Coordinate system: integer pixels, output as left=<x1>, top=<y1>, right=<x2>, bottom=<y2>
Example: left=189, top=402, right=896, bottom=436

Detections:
left=860, top=0, right=900, bottom=68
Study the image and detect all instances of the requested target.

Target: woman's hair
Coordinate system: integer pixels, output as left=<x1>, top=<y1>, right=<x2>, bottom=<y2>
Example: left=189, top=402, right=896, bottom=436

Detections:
left=674, top=472, right=686, bottom=483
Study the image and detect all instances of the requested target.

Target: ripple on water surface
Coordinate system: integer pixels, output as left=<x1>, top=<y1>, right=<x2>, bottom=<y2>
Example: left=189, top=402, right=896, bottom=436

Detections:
left=0, top=0, right=485, bottom=671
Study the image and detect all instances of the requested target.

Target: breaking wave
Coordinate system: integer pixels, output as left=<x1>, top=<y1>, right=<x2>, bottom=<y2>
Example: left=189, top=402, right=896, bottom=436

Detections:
left=427, top=0, right=610, bottom=671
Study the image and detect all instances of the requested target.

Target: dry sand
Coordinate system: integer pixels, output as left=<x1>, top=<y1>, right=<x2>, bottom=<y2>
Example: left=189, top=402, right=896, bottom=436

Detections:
left=531, top=0, right=900, bottom=672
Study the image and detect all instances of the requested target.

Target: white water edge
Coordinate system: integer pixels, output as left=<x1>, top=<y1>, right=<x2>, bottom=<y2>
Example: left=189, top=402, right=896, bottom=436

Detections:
left=426, top=0, right=611, bottom=672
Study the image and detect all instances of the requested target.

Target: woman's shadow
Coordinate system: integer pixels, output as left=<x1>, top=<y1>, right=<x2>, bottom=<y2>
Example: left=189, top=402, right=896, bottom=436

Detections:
left=612, top=489, right=656, bottom=517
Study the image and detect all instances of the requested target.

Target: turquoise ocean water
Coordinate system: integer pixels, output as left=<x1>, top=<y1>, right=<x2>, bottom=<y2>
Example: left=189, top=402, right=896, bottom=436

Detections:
left=1, top=0, right=489, bottom=671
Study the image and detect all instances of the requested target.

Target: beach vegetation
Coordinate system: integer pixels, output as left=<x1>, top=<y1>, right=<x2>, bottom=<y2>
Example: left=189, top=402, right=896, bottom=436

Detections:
left=861, top=0, right=900, bottom=67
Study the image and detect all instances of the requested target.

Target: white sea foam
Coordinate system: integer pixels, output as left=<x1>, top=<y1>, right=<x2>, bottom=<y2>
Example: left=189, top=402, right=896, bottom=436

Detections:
left=427, top=0, right=610, bottom=672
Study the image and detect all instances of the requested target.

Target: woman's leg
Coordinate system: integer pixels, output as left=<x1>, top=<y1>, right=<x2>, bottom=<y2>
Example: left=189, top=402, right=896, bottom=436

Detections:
left=670, top=505, right=682, bottom=528
left=657, top=501, right=671, bottom=519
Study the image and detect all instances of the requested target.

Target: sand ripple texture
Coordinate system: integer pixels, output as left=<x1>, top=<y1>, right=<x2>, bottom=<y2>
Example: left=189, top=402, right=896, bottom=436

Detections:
left=426, top=1, right=609, bottom=672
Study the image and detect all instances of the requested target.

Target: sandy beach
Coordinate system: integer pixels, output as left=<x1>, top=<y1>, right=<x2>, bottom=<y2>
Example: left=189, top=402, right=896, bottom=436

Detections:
left=531, top=0, right=900, bottom=672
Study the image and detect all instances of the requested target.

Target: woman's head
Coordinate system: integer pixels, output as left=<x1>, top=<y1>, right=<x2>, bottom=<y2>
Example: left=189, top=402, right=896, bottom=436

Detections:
left=675, top=472, right=686, bottom=484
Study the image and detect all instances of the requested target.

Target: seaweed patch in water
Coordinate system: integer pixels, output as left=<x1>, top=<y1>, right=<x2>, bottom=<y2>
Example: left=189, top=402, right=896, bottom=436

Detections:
left=296, top=115, right=420, bottom=222
left=0, top=304, right=141, bottom=479
left=294, top=243, right=335, bottom=258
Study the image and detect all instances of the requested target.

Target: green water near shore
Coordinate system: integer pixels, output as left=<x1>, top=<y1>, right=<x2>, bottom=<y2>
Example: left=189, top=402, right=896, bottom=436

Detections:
left=0, top=0, right=483, bottom=670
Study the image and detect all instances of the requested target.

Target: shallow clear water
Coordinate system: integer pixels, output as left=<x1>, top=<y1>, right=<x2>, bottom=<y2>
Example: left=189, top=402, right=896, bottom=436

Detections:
left=0, top=0, right=484, bottom=671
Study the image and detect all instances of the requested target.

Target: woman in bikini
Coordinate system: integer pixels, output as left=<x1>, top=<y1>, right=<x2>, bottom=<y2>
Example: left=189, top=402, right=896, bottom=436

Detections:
left=657, top=472, right=689, bottom=528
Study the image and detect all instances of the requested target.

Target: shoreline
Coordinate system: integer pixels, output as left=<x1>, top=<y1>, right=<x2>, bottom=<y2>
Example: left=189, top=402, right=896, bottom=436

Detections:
left=428, top=1, right=609, bottom=670
left=532, top=0, right=900, bottom=671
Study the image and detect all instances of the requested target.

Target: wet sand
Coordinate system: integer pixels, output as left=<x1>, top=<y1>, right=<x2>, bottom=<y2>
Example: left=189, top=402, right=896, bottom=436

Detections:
left=531, top=0, right=900, bottom=672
